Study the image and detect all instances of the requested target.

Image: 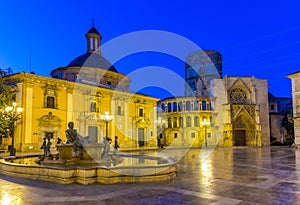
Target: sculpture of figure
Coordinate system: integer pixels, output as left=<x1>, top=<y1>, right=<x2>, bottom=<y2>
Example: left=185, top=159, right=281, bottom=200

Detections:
left=101, top=137, right=112, bottom=159
left=65, top=122, right=83, bottom=158
left=46, top=138, right=52, bottom=156
left=57, top=137, right=62, bottom=145
left=41, top=137, right=47, bottom=156
left=41, top=137, right=52, bottom=157
left=66, top=122, right=77, bottom=144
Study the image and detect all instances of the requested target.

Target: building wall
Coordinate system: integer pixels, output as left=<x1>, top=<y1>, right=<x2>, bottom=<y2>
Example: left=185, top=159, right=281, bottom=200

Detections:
left=5, top=72, right=158, bottom=152
left=212, top=76, right=269, bottom=146
left=157, top=97, right=213, bottom=147
left=287, top=72, right=300, bottom=145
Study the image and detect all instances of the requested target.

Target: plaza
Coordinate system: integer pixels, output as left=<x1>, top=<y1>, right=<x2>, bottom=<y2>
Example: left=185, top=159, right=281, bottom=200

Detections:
left=1, top=146, right=299, bottom=204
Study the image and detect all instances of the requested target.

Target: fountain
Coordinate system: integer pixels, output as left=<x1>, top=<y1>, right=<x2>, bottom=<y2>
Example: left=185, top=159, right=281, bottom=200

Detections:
left=0, top=122, right=176, bottom=184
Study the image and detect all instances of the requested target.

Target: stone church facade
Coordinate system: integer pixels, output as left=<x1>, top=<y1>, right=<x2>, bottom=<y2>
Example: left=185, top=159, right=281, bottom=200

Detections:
left=214, top=76, right=270, bottom=146
left=158, top=48, right=270, bottom=147
left=158, top=76, right=270, bottom=147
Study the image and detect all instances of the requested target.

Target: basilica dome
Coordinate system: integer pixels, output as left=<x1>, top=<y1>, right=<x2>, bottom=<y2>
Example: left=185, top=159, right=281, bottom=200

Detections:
left=50, top=24, right=130, bottom=91
left=67, top=52, right=117, bottom=72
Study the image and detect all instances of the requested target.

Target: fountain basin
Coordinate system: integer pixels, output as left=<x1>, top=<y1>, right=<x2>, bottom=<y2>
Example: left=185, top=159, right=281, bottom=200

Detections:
left=0, top=154, right=176, bottom=185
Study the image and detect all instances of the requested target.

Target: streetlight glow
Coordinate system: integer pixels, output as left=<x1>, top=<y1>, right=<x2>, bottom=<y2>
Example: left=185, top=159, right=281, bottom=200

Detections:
left=201, top=117, right=210, bottom=147
left=100, top=112, right=113, bottom=139
left=4, top=102, right=23, bottom=156
left=100, top=112, right=113, bottom=122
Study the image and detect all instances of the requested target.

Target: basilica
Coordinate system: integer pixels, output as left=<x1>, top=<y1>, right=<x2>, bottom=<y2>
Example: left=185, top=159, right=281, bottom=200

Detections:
left=2, top=25, right=158, bottom=152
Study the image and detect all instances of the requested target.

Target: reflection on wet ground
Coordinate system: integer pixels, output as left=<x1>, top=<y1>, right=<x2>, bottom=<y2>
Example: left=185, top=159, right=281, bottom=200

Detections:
left=8, top=155, right=166, bottom=167
left=1, top=147, right=300, bottom=204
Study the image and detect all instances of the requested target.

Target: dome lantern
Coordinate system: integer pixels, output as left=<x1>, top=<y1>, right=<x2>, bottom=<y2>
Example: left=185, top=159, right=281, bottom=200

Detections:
left=85, top=20, right=102, bottom=54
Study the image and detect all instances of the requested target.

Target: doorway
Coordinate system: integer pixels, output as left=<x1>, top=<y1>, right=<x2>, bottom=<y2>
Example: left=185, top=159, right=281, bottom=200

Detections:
left=138, top=128, right=145, bottom=147
left=234, top=130, right=246, bottom=146
left=88, top=126, right=98, bottom=143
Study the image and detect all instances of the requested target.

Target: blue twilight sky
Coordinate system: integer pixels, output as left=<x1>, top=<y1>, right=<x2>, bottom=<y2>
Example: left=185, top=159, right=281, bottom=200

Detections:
left=0, top=0, right=299, bottom=99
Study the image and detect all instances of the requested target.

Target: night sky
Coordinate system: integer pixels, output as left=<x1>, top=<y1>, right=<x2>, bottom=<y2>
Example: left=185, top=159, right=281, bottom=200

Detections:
left=0, top=0, right=299, bottom=99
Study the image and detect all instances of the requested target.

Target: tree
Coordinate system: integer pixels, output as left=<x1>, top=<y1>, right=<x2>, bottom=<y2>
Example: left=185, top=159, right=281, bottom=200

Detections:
left=0, top=76, right=16, bottom=145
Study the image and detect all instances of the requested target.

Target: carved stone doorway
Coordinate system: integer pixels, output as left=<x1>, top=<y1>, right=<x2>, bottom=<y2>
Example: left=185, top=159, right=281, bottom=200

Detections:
left=37, top=112, right=62, bottom=150
left=234, top=130, right=246, bottom=146
left=233, top=119, right=247, bottom=146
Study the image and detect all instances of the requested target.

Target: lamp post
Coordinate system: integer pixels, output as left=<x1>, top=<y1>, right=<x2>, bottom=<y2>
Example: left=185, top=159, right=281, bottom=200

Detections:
left=100, top=112, right=113, bottom=139
left=5, top=102, right=23, bottom=156
left=201, top=118, right=210, bottom=147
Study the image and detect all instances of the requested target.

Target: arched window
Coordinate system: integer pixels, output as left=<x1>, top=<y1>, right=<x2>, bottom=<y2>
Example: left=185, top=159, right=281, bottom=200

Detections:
left=167, top=103, right=172, bottom=112
left=186, top=116, right=191, bottom=127
left=194, top=100, right=199, bottom=111
left=186, top=101, right=191, bottom=111
left=90, top=102, right=97, bottom=112
left=172, top=102, right=177, bottom=112
left=230, top=88, right=247, bottom=104
left=46, top=96, right=55, bottom=108
left=168, top=117, right=172, bottom=128
left=202, top=100, right=207, bottom=110
left=194, top=116, right=199, bottom=127
left=178, top=101, right=183, bottom=112
left=179, top=117, right=183, bottom=127
left=161, top=104, right=165, bottom=112
left=173, top=117, right=177, bottom=127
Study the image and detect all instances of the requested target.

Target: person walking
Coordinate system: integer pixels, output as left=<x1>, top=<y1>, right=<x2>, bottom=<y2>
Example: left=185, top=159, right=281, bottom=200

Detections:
left=113, top=136, right=120, bottom=154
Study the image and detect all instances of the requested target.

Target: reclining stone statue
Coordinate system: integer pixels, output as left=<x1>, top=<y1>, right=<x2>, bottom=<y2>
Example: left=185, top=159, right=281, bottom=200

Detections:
left=65, top=121, right=90, bottom=158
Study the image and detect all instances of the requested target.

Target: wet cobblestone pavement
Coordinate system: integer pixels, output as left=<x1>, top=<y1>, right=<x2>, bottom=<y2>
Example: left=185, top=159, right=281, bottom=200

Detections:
left=1, top=147, right=300, bottom=204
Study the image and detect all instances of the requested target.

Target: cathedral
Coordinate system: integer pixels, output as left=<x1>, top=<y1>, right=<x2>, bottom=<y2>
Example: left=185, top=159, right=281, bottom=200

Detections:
left=158, top=51, right=270, bottom=147
left=2, top=25, right=158, bottom=152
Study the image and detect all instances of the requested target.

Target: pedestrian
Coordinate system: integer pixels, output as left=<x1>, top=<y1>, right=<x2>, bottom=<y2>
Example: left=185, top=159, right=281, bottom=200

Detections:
left=113, top=136, right=120, bottom=154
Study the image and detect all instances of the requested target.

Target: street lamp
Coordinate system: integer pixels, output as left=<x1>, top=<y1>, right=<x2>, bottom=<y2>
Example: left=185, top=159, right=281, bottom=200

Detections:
left=155, top=117, right=166, bottom=148
left=100, top=112, right=113, bottom=139
left=5, top=102, right=23, bottom=156
left=201, top=117, right=210, bottom=147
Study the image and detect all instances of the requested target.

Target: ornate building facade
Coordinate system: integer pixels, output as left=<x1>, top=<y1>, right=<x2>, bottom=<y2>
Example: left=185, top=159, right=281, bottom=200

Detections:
left=157, top=97, right=213, bottom=147
left=158, top=76, right=270, bottom=147
left=214, top=76, right=270, bottom=146
left=3, top=25, right=158, bottom=152
left=159, top=46, right=270, bottom=147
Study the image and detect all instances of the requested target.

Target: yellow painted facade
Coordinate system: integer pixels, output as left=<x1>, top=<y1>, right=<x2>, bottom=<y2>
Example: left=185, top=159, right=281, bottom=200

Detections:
left=4, top=73, right=158, bottom=152
left=3, top=25, right=159, bottom=152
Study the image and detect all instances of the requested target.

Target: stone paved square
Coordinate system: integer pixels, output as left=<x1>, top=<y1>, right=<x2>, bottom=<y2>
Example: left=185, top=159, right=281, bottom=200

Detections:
left=1, top=147, right=300, bottom=204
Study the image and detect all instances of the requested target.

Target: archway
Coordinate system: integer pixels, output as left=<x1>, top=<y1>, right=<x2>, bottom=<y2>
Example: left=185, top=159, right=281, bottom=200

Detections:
left=37, top=112, right=62, bottom=149
left=233, top=114, right=255, bottom=146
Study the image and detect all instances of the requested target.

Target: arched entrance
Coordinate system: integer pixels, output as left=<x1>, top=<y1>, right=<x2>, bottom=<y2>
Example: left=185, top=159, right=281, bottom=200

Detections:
left=233, top=121, right=246, bottom=146
left=232, top=114, right=256, bottom=146
left=37, top=112, right=62, bottom=150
